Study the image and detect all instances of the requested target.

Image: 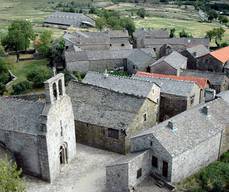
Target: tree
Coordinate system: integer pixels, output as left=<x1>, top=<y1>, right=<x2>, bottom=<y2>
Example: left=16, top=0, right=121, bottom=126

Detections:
left=179, top=29, right=192, bottom=38
left=137, top=8, right=146, bottom=19
left=1, top=20, right=34, bottom=62
left=0, top=58, right=9, bottom=95
left=27, top=67, right=52, bottom=88
left=218, top=15, right=228, bottom=25
left=0, top=158, right=25, bottom=192
left=34, top=30, right=53, bottom=57
left=170, top=28, right=176, bottom=38
left=206, top=27, right=225, bottom=47
left=207, top=10, right=218, bottom=22
left=50, top=38, right=65, bottom=68
left=95, top=17, right=106, bottom=31
left=12, top=80, right=32, bottom=95
left=120, top=17, right=136, bottom=36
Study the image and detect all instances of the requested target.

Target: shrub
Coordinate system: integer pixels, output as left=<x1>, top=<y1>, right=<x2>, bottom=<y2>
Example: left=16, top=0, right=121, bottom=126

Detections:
left=12, top=80, right=32, bottom=95
left=27, top=68, right=52, bottom=88
left=137, top=8, right=146, bottom=18
left=0, top=58, right=9, bottom=95
left=0, top=158, right=25, bottom=192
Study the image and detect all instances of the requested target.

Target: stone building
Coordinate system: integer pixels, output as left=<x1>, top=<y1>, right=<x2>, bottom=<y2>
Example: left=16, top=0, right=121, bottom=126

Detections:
left=67, top=72, right=160, bottom=154
left=43, top=11, right=95, bottom=29
left=65, top=47, right=156, bottom=73
left=133, top=28, right=170, bottom=48
left=149, top=51, right=187, bottom=75
left=126, top=49, right=156, bottom=74
left=181, top=44, right=210, bottom=69
left=195, top=46, right=229, bottom=73
left=133, top=72, right=202, bottom=122
left=181, top=70, right=229, bottom=93
left=106, top=98, right=229, bottom=192
left=64, top=30, right=132, bottom=51
left=136, top=37, right=209, bottom=53
left=0, top=74, right=76, bottom=182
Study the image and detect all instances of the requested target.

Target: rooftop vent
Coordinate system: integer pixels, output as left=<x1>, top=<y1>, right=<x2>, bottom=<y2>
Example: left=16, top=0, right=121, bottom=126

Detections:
left=104, top=69, right=109, bottom=78
left=202, top=106, right=209, bottom=115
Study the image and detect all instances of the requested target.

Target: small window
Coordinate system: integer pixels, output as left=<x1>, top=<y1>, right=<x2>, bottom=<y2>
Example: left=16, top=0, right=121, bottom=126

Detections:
left=143, top=114, right=147, bottom=121
left=53, top=83, right=57, bottom=100
left=133, top=65, right=136, bottom=69
left=121, top=43, right=125, bottom=47
left=153, top=48, right=156, bottom=52
left=110, top=44, right=112, bottom=47
left=108, top=128, right=119, bottom=139
left=137, top=168, right=142, bottom=179
left=190, top=95, right=195, bottom=105
left=60, top=121, right=63, bottom=136
left=152, top=156, right=158, bottom=168
left=58, top=79, right=63, bottom=96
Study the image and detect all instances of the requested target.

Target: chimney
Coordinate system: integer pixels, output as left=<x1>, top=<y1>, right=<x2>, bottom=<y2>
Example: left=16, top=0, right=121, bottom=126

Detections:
left=168, top=121, right=176, bottom=131
left=193, top=52, right=197, bottom=57
left=103, top=69, right=109, bottom=78
left=202, top=106, right=209, bottom=115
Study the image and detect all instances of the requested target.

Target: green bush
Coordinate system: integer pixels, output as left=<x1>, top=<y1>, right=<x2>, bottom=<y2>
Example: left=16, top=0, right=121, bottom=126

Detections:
left=0, top=58, right=9, bottom=95
left=0, top=158, right=25, bottom=192
left=12, top=80, right=32, bottom=95
left=27, top=68, right=52, bottom=88
left=137, top=8, right=146, bottom=18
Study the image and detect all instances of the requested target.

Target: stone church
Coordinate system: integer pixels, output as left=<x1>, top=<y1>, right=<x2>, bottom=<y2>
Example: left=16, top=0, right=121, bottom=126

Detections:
left=0, top=73, right=76, bottom=182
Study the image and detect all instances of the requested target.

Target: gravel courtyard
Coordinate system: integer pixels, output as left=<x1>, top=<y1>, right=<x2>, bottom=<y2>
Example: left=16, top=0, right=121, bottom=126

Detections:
left=25, top=143, right=123, bottom=192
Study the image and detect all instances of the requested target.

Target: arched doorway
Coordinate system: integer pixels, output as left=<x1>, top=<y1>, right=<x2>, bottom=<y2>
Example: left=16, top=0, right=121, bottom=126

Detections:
left=59, top=143, right=68, bottom=165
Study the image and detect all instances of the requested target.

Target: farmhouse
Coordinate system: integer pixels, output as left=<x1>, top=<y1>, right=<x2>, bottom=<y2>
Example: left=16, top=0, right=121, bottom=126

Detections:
left=133, top=72, right=202, bottom=121
left=195, top=46, right=229, bottom=73
left=149, top=51, right=187, bottom=75
left=0, top=74, right=76, bottom=182
left=106, top=98, right=229, bottom=192
left=64, top=30, right=132, bottom=50
left=181, top=44, right=210, bottom=69
left=43, top=11, right=95, bottom=29
left=65, top=47, right=156, bottom=73
left=67, top=71, right=160, bottom=154
left=181, top=70, right=229, bottom=93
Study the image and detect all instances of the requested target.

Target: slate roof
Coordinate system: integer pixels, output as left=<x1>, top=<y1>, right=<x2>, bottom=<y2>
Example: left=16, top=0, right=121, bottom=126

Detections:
left=133, top=28, right=170, bottom=39
left=133, top=98, right=228, bottom=157
left=67, top=81, right=149, bottom=130
left=144, top=38, right=209, bottom=48
left=136, top=71, right=209, bottom=89
left=181, top=70, right=228, bottom=86
left=186, top=44, right=210, bottom=58
left=133, top=75, right=196, bottom=97
left=44, top=12, right=95, bottom=27
left=210, top=46, right=229, bottom=64
left=0, top=97, right=45, bottom=135
left=127, top=49, right=155, bottom=67
left=150, top=51, right=187, bottom=70
left=82, top=71, right=159, bottom=103
left=217, top=91, right=229, bottom=104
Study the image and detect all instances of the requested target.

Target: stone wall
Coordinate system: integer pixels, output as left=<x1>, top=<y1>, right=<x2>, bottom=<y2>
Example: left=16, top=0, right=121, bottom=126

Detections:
left=171, top=132, right=221, bottom=183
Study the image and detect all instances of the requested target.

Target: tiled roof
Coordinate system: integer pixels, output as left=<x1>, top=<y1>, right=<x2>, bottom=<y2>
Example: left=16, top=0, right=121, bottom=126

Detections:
left=186, top=44, right=210, bottom=58
left=136, top=71, right=209, bottom=89
left=210, top=46, right=229, bottom=64
left=132, top=98, right=228, bottom=157
left=133, top=75, right=196, bottom=97
left=82, top=71, right=160, bottom=103
left=150, top=51, right=187, bottom=70
left=0, top=97, right=45, bottom=135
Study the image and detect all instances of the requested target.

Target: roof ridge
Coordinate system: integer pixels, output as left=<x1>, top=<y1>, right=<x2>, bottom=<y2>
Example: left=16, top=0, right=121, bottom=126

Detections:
left=0, top=96, right=44, bottom=105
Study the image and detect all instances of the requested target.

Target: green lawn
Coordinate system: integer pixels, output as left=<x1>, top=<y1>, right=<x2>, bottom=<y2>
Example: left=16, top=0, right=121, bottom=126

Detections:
left=4, top=55, right=50, bottom=94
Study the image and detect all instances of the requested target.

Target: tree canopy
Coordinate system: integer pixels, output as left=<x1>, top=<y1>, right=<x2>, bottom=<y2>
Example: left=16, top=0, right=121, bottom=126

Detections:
left=0, top=58, right=9, bottom=95
left=206, top=27, right=225, bottom=47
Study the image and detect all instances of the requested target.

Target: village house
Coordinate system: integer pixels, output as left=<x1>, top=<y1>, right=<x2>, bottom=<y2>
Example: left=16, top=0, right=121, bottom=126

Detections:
left=106, top=98, right=229, bottom=192
left=181, top=70, right=229, bottom=93
left=133, top=28, right=170, bottom=48
left=133, top=72, right=202, bottom=122
left=43, top=11, right=95, bottom=29
left=67, top=71, right=160, bottom=154
left=65, top=47, right=156, bottom=73
left=181, top=44, right=210, bottom=69
left=0, top=74, right=76, bottom=182
left=195, top=46, right=229, bottom=73
left=149, top=51, right=187, bottom=76
left=140, top=38, right=209, bottom=53
left=64, top=30, right=132, bottom=51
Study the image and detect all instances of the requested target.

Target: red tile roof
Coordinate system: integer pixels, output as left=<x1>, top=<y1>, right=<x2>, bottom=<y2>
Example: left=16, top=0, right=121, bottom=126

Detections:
left=135, top=71, right=209, bottom=89
left=210, top=46, right=229, bottom=64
